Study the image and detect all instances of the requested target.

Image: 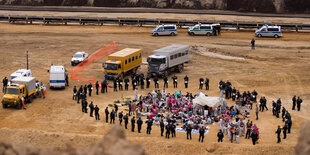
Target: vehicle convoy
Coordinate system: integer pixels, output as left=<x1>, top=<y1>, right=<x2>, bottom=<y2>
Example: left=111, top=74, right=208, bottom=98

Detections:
left=188, top=24, right=219, bottom=36
left=49, top=65, right=66, bottom=89
left=9, top=69, right=32, bottom=81
left=147, top=44, right=190, bottom=77
left=71, top=51, right=88, bottom=66
left=255, top=25, right=282, bottom=38
left=151, top=24, right=178, bottom=36
left=103, top=48, right=142, bottom=79
left=2, top=77, right=37, bottom=109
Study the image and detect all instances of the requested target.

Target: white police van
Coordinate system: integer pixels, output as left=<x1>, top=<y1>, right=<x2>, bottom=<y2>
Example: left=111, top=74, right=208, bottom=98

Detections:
left=49, top=65, right=66, bottom=89
left=255, top=25, right=282, bottom=38
left=188, top=24, right=214, bottom=36
left=151, top=24, right=178, bottom=36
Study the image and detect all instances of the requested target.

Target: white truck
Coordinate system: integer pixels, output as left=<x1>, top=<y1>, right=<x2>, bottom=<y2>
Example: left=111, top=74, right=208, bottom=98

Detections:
left=9, top=69, right=32, bottom=81
left=71, top=51, right=88, bottom=66
left=49, top=65, right=66, bottom=89
left=147, top=44, right=190, bottom=77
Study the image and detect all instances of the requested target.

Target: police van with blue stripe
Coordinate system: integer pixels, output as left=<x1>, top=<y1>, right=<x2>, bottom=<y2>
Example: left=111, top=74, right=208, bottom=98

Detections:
left=152, top=24, right=178, bottom=36
left=49, top=65, right=66, bottom=89
left=255, top=25, right=282, bottom=38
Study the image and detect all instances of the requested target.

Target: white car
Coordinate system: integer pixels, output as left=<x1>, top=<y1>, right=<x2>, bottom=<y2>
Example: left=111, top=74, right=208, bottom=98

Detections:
left=71, top=51, right=88, bottom=66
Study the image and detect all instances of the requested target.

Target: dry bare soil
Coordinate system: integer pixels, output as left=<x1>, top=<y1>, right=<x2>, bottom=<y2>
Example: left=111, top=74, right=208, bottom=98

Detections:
left=0, top=20, right=309, bottom=155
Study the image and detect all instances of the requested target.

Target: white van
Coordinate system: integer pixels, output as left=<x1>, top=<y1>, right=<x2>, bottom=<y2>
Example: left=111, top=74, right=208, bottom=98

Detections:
left=49, top=66, right=66, bottom=89
left=9, top=69, right=32, bottom=81
left=151, top=24, right=178, bottom=36
left=71, top=51, right=88, bottom=66
left=188, top=24, right=214, bottom=36
left=255, top=25, right=282, bottom=38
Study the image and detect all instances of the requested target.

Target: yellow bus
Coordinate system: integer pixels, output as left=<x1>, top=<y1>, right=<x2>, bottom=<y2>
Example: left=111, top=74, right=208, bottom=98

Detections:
left=103, top=48, right=142, bottom=79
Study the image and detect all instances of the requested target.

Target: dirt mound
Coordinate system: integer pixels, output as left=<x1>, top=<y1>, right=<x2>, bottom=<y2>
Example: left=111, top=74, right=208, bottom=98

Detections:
left=294, top=122, right=310, bottom=155
left=0, top=0, right=309, bottom=13
left=0, top=125, right=145, bottom=155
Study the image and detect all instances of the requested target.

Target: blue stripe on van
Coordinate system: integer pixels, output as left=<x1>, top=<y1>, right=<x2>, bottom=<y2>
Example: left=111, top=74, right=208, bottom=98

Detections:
left=50, top=80, right=66, bottom=83
left=154, top=29, right=177, bottom=32
left=258, top=31, right=281, bottom=33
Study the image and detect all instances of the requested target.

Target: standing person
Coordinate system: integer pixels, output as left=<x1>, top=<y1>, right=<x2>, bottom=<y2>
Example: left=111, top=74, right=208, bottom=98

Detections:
left=245, top=120, right=252, bottom=139
left=154, top=77, right=159, bottom=88
left=102, top=80, right=108, bottom=93
left=184, top=75, right=189, bottom=88
left=251, top=39, right=255, bottom=50
left=292, top=95, right=296, bottom=110
left=137, top=117, right=143, bottom=133
left=186, top=125, right=192, bottom=140
left=282, top=107, right=286, bottom=122
left=146, top=118, right=153, bottom=135
left=105, top=107, right=109, bottom=123
left=283, top=123, right=288, bottom=139
left=94, top=105, right=100, bottom=120
left=166, top=123, right=171, bottom=139
left=275, top=125, right=282, bottom=143
left=140, top=76, right=145, bottom=89
left=135, top=88, right=139, bottom=101
left=119, top=111, right=123, bottom=125
left=21, top=95, right=26, bottom=109
left=131, top=116, right=136, bottom=132
left=89, top=101, right=94, bottom=117
left=287, top=116, right=292, bottom=134
left=118, top=78, right=123, bottom=91
left=199, top=127, right=205, bottom=143
left=217, top=130, right=224, bottom=142
left=235, top=128, right=240, bottom=144
left=2, top=77, right=8, bottom=92
left=65, top=73, right=69, bottom=86
left=124, top=78, right=129, bottom=91
left=110, top=109, right=115, bottom=124
left=88, top=83, right=93, bottom=97
left=205, top=78, right=209, bottom=90
left=84, top=85, right=88, bottom=96
left=255, top=104, right=259, bottom=120
left=132, top=78, right=137, bottom=90
left=128, top=101, right=132, bottom=116
left=114, top=104, right=118, bottom=117
left=146, top=76, right=151, bottom=89
left=171, top=123, right=176, bottom=137
left=160, top=119, right=165, bottom=136
left=172, top=75, right=178, bottom=88
left=124, top=113, right=129, bottom=129
left=199, top=78, right=204, bottom=89
left=113, top=79, right=117, bottom=92
left=163, top=76, right=168, bottom=88
left=95, top=81, right=99, bottom=95
left=73, top=86, right=77, bottom=100
left=297, top=96, right=303, bottom=111
left=251, top=130, right=258, bottom=145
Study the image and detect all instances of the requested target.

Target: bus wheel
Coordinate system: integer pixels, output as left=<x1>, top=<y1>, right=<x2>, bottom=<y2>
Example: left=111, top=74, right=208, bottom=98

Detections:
left=2, top=103, right=7, bottom=108
left=257, top=34, right=262, bottom=38
left=177, top=64, right=184, bottom=73
left=170, top=32, right=176, bottom=36
left=274, top=34, right=278, bottom=38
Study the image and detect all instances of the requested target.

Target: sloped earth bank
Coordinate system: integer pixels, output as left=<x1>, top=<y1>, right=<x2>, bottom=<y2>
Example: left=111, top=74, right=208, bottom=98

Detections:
left=0, top=22, right=309, bottom=155
left=0, top=0, right=309, bottom=13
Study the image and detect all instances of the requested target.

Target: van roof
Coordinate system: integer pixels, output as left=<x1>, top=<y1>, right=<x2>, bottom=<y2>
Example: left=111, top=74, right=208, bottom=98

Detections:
left=109, top=48, right=141, bottom=57
left=75, top=51, right=86, bottom=55
left=11, top=76, right=35, bottom=82
left=158, top=24, right=176, bottom=27
left=10, top=69, right=31, bottom=77
left=154, top=44, right=189, bottom=54
left=50, top=66, right=65, bottom=73
left=262, top=25, right=281, bottom=28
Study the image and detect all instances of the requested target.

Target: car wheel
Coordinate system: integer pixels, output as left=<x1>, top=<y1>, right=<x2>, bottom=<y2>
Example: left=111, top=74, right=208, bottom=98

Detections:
left=257, top=34, right=262, bottom=38
left=171, top=32, right=176, bottom=36
left=154, top=33, right=158, bottom=36
left=206, top=32, right=211, bottom=36
left=274, top=34, right=278, bottom=38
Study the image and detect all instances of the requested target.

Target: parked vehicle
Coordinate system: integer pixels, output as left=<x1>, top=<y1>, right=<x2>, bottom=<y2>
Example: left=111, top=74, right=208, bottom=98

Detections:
left=103, top=48, right=142, bottom=79
left=151, top=24, right=178, bottom=36
left=255, top=25, right=282, bottom=38
left=188, top=24, right=214, bottom=36
left=9, top=69, right=32, bottom=81
left=49, top=65, right=66, bottom=89
left=71, top=51, right=88, bottom=66
left=147, top=44, right=190, bottom=77
left=2, top=76, right=37, bottom=109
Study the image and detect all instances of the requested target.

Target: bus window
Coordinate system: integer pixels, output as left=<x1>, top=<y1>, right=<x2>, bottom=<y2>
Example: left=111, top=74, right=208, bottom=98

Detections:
left=136, top=55, right=138, bottom=60
left=178, top=53, right=181, bottom=57
left=132, top=56, right=134, bottom=61
left=170, top=55, right=173, bottom=60
left=118, top=64, right=121, bottom=69
left=129, top=58, right=131, bottom=63
left=125, top=60, right=127, bottom=64
left=139, top=53, right=141, bottom=58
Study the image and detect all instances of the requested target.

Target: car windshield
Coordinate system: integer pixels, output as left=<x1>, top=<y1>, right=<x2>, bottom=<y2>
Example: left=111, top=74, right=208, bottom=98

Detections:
left=73, top=54, right=83, bottom=58
left=104, top=63, right=118, bottom=70
left=148, top=58, right=165, bottom=64
left=6, top=88, right=19, bottom=95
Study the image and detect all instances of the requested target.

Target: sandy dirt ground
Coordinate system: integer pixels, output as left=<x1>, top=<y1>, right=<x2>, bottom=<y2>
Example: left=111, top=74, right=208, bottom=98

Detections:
left=0, top=19, right=309, bottom=155
left=2, top=10, right=310, bottom=24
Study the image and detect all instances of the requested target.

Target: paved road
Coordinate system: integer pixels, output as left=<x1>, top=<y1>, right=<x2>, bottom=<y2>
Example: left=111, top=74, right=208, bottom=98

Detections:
left=0, top=5, right=310, bottom=19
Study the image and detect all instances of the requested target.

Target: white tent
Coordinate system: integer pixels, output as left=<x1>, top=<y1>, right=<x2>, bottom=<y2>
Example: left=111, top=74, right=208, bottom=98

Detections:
left=193, top=92, right=223, bottom=108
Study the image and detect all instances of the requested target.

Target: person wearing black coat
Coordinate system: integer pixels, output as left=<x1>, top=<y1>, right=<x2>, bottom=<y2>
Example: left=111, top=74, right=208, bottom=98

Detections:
left=160, top=120, right=165, bottom=136
left=199, top=78, right=204, bottom=89
left=186, top=125, right=192, bottom=140
left=154, top=77, right=159, bottom=88
left=276, top=125, right=282, bottom=143
left=283, top=123, right=288, bottom=139
left=251, top=131, right=258, bottom=145
left=114, top=104, right=118, bottom=117
left=184, top=75, right=189, bottom=88
left=113, top=79, right=117, bottom=92
left=94, top=105, right=100, bottom=120
left=146, top=119, right=153, bottom=134
left=205, top=78, right=209, bottom=90
left=140, top=76, right=145, bottom=89
left=292, top=95, right=296, bottom=110
left=105, top=107, right=109, bottom=123
left=172, top=75, right=178, bottom=88
left=131, top=116, right=136, bottom=132
left=110, top=109, right=115, bottom=124
left=73, top=86, right=77, bottom=100
left=217, top=130, right=224, bottom=142
left=88, top=83, right=93, bottom=97
left=199, top=127, right=205, bottom=143
left=137, top=117, right=143, bottom=133
left=297, top=97, right=303, bottom=111
left=118, top=78, right=123, bottom=91
left=165, top=123, right=171, bottom=139
left=123, top=114, right=129, bottom=129
left=171, top=123, right=176, bottom=137
left=119, top=112, right=123, bottom=125
left=146, top=76, right=151, bottom=88
left=124, top=78, right=129, bottom=91
left=89, top=101, right=94, bottom=117
left=163, top=76, right=168, bottom=88
left=84, top=85, right=88, bottom=95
